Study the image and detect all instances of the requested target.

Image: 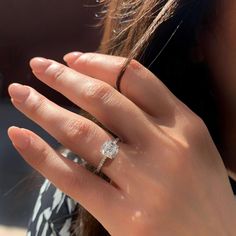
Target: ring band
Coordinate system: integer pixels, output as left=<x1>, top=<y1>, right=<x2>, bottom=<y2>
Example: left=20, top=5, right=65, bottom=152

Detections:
left=95, top=138, right=120, bottom=174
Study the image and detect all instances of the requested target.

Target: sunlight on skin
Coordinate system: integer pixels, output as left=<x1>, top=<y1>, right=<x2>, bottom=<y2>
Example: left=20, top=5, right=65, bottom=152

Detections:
left=6, top=1, right=236, bottom=233
left=126, top=183, right=131, bottom=194
left=131, top=210, right=142, bottom=222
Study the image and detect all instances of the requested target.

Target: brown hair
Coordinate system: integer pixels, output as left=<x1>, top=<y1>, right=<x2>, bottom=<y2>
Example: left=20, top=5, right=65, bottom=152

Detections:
left=71, top=0, right=217, bottom=235
left=99, top=0, right=183, bottom=91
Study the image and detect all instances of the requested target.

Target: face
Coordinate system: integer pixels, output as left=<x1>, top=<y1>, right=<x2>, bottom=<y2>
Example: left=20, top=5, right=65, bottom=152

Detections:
left=203, top=0, right=236, bottom=111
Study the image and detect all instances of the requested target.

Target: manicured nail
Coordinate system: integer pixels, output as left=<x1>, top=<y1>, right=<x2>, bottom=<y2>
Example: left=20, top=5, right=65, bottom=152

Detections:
left=63, top=52, right=83, bottom=64
left=8, top=83, right=30, bottom=103
left=30, top=57, right=51, bottom=73
left=8, top=127, right=30, bottom=150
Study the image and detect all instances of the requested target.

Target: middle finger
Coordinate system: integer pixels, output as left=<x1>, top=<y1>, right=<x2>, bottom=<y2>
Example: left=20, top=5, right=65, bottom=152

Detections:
left=30, top=57, right=152, bottom=145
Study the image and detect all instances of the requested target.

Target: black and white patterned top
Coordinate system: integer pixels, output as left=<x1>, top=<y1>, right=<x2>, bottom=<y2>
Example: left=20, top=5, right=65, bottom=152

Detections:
left=27, top=149, right=81, bottom=236
left=27, top=179, right=77, bottom=236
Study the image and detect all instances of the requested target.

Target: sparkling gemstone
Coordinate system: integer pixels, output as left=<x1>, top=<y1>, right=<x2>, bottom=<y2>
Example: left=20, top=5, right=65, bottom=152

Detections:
left=100, top=140, right=119, bottom=159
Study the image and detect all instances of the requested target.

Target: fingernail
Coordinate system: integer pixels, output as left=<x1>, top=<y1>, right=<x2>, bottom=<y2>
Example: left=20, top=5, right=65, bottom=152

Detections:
left=8, top=127, right=30, bottom=150
left=63, top=52, right=83, bottom=64
left=30, top=57, right=51, bottom=73
left=8, top=83, right=30, bottom=103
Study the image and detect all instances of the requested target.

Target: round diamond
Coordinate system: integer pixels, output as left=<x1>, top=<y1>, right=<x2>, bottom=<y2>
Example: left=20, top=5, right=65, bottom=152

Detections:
left=100, top=140, right=119, bottom=159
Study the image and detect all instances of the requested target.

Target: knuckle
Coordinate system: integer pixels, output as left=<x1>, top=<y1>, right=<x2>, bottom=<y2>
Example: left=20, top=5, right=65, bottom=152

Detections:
left=174, top=114, right=211, bottom=164
left=78, top=53, right=96, bottom=67
left=116, top=59, right=143, bottom=78
left=83, top=81, right=113, bottom=104
left=28, top=94, right=47, bottom=115
left=53, top=66, right=66, bottom=81
left=128, top=59, right=143, bottom=71
left=63, top=119, right=94, bottom=144
left=188, top=115, right=209, bottom=138
left=45, top=63, right=66, bottom=82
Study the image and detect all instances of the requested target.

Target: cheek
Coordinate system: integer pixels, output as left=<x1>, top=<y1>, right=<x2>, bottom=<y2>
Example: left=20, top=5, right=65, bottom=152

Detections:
left=203, top=1, right=236, bottom=105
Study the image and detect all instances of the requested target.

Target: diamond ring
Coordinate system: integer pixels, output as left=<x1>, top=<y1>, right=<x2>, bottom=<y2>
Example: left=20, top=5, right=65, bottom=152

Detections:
left=95, top=138, right=120, bottom=174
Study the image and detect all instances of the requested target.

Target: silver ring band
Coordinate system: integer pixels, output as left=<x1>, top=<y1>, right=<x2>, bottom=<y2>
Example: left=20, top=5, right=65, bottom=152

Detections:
left=95, top=138, right=120, bottom=174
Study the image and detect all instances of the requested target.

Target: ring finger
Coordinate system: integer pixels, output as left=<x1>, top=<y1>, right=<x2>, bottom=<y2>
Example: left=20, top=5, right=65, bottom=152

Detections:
left=8, top=83, right=133, bottom=184
left=8, top=127, right=124, bottom=232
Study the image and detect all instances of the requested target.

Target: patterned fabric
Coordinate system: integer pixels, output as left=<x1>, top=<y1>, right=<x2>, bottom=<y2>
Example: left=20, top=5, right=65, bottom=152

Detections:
left=27, top=179, right=77, bottom=236
left=27, top=148, right=80, bottom=236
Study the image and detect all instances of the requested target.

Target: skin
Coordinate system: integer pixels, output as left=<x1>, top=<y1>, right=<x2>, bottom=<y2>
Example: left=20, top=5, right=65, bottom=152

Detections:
left=7, top=53, right=236, bottom=235
left=6, top=0, right=236, bottom=235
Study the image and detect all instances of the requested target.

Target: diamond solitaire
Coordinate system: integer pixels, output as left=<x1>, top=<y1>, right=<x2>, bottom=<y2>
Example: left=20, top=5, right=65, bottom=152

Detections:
left=95, top=138, right=120, bottom=174
left=100, top=138, right=119, bottom=159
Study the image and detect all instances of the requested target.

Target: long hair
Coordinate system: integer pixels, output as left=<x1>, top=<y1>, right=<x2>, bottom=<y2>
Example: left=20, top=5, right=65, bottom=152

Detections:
left=71, top=0, right=217, bottom=235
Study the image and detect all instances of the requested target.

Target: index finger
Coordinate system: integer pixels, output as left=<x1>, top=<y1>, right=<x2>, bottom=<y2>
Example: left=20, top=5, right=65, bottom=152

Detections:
left=64, top=52, right=177, bottom=118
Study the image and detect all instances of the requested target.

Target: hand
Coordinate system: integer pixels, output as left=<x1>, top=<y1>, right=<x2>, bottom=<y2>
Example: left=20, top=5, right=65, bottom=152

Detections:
left=8, top=53, right=236, bottom=235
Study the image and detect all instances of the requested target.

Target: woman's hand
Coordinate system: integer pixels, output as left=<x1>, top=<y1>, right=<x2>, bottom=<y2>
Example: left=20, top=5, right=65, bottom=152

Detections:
left=8, top=53, right=236, bottom=235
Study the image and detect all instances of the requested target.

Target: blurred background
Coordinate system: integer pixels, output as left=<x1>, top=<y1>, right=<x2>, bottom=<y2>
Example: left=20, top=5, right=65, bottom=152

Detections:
left=0, top=0, right=101, bottom=234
